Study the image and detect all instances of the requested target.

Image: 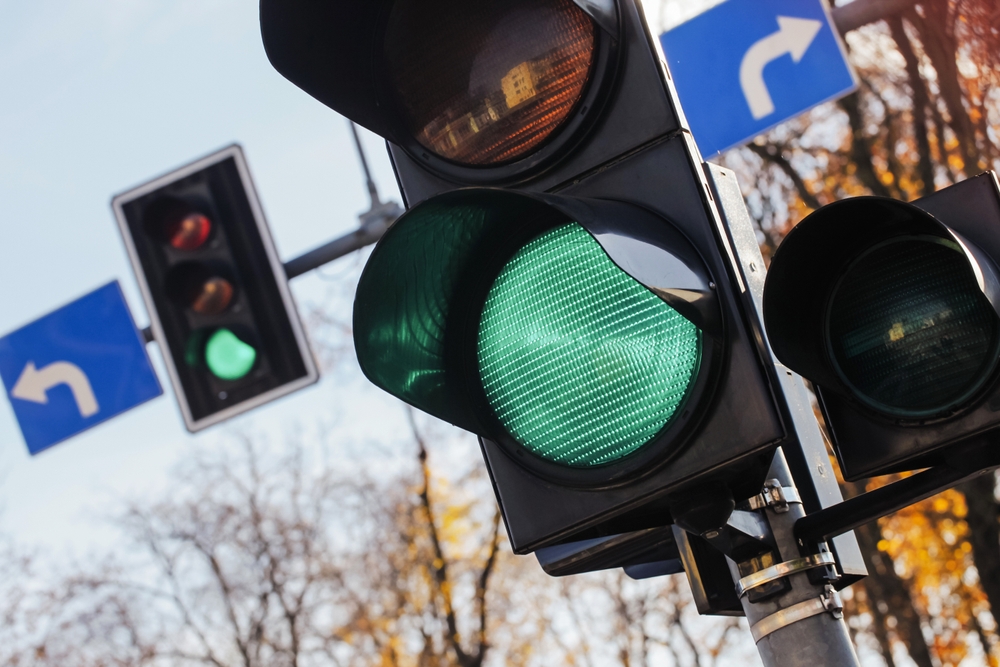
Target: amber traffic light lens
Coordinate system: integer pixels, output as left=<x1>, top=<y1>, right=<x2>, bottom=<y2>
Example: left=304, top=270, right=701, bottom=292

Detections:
left=191, top=276, right=235, bottom=315
left=384, top=0, right=597, bottom=166
left=167, top=212, right=212, bottom=251
left=166, top=263, right=235, bottom=315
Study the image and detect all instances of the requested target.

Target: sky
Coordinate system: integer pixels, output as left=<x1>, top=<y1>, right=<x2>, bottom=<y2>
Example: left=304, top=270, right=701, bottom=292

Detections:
left=0, top=0, right=725, bottom=556
left=0, top=0, right=423, bottom=553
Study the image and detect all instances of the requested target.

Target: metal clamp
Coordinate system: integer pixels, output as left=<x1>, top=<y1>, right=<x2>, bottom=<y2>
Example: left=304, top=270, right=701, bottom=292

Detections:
left=750, top=586, right=844, bottom=643
left=737, top=552, right=836, bottom=597
left=745, top=479, right=802, bottom=513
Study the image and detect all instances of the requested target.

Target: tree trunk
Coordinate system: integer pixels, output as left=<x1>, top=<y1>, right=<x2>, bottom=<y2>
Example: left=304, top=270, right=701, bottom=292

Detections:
left=853, top=519, right=935, bottom=667
left=844, top=482, right=935, bottom=667
left=959, top=472, right=1000, bottom=630
left=887, top=15, right=936, bottom=197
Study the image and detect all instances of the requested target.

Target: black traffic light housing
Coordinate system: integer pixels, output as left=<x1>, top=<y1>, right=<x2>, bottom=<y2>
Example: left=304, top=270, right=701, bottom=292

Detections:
left=764, top=172, right=1000, bottom=480
left=262, top=0, right=681, bottom=200
left=112, top=145, right=318, bottom=431
left=261, top=0, right=789, bottom=554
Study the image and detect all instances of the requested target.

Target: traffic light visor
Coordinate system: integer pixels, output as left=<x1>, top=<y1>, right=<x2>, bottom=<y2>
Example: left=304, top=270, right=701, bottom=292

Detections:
left=383, top=0, right=597, bottom=165
left=764, top=197, right=1000, bottom=418
left=354, top=189, right=718, bottom=477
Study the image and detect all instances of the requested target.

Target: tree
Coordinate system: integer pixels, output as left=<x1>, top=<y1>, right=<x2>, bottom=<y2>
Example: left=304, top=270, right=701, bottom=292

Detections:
left=0, top=415, right=753, bottom=667
left=22, top=431, right=510, bottom=667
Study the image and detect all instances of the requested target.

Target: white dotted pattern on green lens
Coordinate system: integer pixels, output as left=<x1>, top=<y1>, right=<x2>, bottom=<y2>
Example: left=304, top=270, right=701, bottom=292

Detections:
left=477, top=223, right=702, bottom=468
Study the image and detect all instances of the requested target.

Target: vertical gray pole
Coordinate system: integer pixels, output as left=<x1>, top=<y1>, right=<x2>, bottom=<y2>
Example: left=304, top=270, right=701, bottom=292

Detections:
left=731, top=450, right=860, bottom=666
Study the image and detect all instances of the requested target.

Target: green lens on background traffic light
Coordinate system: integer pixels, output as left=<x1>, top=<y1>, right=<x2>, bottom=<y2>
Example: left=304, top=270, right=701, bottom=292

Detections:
left=205, top=328, right=257, bottom=381
left=827, top=236, right=1000, bottom=418
left=477, top=223, right=701, bottom=467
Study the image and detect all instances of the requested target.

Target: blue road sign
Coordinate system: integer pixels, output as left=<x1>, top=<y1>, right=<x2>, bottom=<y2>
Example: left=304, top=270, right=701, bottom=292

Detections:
left=0, top=281, right=162, bottom=455
left=661, top=0, right=856, bottom=157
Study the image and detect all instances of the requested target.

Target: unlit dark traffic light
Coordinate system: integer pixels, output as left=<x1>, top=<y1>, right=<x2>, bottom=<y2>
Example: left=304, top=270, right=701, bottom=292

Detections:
left=764, top=173, right=1000, bottom=480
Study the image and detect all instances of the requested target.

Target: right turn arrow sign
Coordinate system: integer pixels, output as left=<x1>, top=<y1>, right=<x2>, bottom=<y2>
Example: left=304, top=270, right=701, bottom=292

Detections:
left=739, top=16, right=823, bottom=120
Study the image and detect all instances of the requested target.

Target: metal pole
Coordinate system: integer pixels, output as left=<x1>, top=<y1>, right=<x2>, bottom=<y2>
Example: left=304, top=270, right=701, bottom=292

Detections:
left=732, top=450, right=861, bottom=667
left=349, top=120, right=382, bottom=207
left=281, top=224, right=378, bottom=280
left=830, top=0, right=917, bottom=34
left=286, top=121, right=402, bottom=279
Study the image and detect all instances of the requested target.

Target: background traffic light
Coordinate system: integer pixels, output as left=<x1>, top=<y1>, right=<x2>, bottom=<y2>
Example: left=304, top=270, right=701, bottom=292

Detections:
left=763, top=172, right=1000, bottom=480
left=112, top=145, right=318, bottom=431
left=260, top=0, right=852, bottom=568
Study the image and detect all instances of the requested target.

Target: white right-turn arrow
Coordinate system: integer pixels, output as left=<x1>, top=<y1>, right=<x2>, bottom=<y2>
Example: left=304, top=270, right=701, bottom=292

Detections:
left=11, top=361, right=99, bottom=418
left=739, top=16, right=823, bottom=120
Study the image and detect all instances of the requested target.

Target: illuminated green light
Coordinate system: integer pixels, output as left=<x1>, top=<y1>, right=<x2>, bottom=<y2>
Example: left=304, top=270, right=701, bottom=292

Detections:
left=477, top=223, right=701, bottom=468
left=205, top=328, right=257, bottom=381
left=828, top=236, right=1000, bottom=417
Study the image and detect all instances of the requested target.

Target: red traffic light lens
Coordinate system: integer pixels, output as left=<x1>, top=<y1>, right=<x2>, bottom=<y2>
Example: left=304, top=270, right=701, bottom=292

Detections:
left=384, top=0, right=596, bottom=166
left=167, top=212, right=212, bottom=251
left=145, top=198, right=213, bottom=251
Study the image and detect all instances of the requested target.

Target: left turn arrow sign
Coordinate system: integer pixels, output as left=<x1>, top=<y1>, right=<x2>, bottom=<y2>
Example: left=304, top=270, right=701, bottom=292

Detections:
left=11, top=361, right=100, bottom=418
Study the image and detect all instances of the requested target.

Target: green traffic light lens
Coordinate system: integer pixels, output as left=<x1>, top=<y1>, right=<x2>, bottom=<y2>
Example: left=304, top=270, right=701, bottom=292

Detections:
left=477, top=223, right=702, bottom=468
left=827, top=236, right=1000, bottom=418
left=205, top=328, right=257, bottom=381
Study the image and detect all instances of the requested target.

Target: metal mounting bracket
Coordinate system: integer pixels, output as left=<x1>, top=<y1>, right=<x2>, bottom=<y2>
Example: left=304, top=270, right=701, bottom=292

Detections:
left=737, top=552, right=837, bottom=598
left=750, top=585, right=845, bottom=643
left=744, top=478, right=802, bottom=513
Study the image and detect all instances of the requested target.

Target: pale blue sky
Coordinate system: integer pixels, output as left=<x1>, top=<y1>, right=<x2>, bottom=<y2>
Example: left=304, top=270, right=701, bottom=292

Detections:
left=0, top=0, right=418, bottom=552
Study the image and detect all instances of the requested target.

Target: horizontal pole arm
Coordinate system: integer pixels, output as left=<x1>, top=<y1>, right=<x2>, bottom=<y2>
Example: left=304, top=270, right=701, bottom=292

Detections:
left=283, top=222, right=386, bottom=279
left=794, top=464, right=989, bottom=544
left=830, top=0, right=919, bottom=34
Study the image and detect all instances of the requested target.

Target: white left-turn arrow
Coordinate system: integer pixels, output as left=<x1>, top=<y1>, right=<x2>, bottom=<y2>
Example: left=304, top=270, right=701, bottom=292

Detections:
left=739, top=16, right=823, bottom=120
left=11, top=361, right=99, bottom=418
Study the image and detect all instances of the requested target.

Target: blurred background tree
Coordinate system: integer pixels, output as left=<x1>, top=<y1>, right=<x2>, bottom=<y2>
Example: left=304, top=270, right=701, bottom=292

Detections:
left=0, top=419, right=751, bottom=666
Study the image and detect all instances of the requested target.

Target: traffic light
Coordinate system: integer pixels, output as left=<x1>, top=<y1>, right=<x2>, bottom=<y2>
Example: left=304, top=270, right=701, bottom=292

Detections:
left=112, top=145, right=318, bottom=431
left=260, top=0, right=790, bottom=555
left=763, top=172, right=1000, bottom=480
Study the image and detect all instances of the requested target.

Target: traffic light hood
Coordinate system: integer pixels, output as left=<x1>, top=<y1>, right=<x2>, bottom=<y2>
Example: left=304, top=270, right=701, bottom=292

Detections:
left=259, top=0, right=619, bottom=142
left=763, top=196, right=1000, bottom=404
left=353, top=188, right=720, bottom=440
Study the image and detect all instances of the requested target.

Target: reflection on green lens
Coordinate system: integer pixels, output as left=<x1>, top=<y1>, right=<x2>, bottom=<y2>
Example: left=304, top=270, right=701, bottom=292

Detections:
left=828, top=236, right=999, bottom=417
left=477, top=223, right=701, bottom=468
